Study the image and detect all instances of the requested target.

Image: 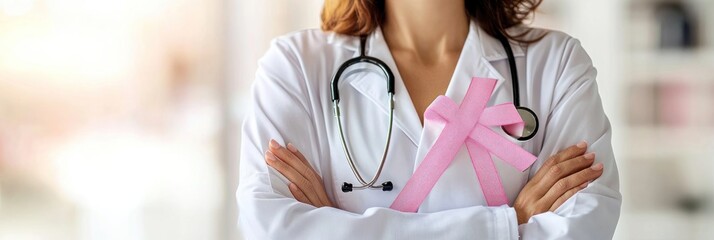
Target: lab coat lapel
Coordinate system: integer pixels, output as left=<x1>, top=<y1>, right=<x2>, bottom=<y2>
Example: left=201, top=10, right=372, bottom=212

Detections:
left=348, top=27, right=423, bottom=146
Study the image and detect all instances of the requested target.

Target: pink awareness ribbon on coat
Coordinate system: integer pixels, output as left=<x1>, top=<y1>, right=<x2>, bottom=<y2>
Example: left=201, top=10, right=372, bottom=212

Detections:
left=390, top=77, right=538, bottom=212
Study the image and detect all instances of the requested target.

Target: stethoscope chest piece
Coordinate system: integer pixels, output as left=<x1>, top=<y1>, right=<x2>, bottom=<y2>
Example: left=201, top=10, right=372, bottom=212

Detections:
left=502, top=106, right=539, bottom=141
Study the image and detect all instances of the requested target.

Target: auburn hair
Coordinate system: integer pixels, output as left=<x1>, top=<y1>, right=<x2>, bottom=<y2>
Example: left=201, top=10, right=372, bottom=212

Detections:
left=321, top=0, right=544, bottom=44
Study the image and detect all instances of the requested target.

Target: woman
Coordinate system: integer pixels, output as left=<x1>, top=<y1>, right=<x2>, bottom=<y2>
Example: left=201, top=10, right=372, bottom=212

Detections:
left=237, top=0, right=621, bottom=239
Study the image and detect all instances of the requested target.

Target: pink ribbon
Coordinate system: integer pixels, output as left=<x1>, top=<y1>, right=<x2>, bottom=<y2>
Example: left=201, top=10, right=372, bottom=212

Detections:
left=390, top=77, right=538, bottom=212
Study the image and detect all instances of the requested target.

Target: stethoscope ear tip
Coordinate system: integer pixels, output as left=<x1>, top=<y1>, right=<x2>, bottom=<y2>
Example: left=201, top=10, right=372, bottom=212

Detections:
left=342, top=182, right=353, bottom=192
left=381, top=181, right=393, bottom=191
left=341, top=181, right=393, bottom=192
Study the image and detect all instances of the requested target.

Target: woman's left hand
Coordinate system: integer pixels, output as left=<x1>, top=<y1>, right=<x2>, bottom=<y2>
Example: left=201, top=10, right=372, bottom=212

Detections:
left=265, top=139, right=335, bottom=208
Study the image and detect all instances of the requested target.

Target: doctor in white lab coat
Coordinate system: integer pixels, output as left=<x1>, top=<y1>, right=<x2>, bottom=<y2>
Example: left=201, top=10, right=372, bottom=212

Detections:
left=237, top=1, right=621, bottom=239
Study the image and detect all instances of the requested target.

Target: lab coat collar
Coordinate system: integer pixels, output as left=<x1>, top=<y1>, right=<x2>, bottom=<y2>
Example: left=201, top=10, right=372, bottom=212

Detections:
left=477, top=25, right=526, bottom=61
left=341, top=19, right=522, bottom=147
left=326, top=31, right=358, bottom=51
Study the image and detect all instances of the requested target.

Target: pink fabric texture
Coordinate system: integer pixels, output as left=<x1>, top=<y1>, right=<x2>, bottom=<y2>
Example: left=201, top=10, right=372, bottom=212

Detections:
left=390, top=77, right=537, bottom=212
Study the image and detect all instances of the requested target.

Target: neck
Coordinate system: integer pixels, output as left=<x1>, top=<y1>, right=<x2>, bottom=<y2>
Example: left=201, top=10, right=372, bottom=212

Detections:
left=382, top=0, right=470, bottom=61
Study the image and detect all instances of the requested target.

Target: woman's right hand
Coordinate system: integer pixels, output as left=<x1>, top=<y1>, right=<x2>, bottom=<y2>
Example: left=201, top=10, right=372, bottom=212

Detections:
left=513, top=141, right=604, bottom=225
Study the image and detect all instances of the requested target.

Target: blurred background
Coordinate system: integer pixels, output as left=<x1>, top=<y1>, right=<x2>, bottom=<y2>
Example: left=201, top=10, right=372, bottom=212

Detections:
left=0, top=0, right=713, bottom=239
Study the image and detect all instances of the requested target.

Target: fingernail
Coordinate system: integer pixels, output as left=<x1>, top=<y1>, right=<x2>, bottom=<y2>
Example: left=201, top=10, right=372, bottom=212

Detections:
left=584, top=152, right=595, bottom=160
left=265, top=151, right=276, bottom=162
left=590, top=162, right=603, bottom=170
left=287, top=143, right=297, bottom=153
left=269, top=139, right=279, bottom=149
left=579, top=182, right=588, bottom=188
left=576, top=141, right=588, bottom=148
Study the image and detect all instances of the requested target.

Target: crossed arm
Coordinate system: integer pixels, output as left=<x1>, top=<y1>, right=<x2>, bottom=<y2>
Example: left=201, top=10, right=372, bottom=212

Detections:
left=264, top=139, right=602, bottom=225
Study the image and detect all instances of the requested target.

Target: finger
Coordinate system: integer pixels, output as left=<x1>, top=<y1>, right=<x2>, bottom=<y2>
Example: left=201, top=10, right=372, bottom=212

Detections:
left=265, top=150, right=322, bottom=205
left=532, top=152, right=595, bottom=196
left=286, top=143, right=323, bottom=182
left=541, top=162, right=604, bottom=206
left=289, top=183, right=312, bottom=205
left=270, top=140, right=315, bottom=180
left=287, top=143, right=311, bottom=167
left=549, top=182, right=587, bottom=212
left=270, top=140, right=332, bottom=206
left=287, top=143, right=333, bottom=207
left=531, top=141, right=588, bottom=183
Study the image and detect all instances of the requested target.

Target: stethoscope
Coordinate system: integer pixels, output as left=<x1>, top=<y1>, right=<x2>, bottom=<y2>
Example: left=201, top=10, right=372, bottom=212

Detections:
left=330, top=34, right=539, bottom=193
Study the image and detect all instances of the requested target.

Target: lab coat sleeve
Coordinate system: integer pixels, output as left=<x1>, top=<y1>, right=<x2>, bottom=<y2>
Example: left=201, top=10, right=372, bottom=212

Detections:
left=237, top=38, right=520, bottom=240
left=518, top=38, right=622, bottom=239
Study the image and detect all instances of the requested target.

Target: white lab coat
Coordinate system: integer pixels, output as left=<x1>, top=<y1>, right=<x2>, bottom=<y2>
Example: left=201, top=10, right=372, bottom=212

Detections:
left=237, top=20, right=621, bottom=239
